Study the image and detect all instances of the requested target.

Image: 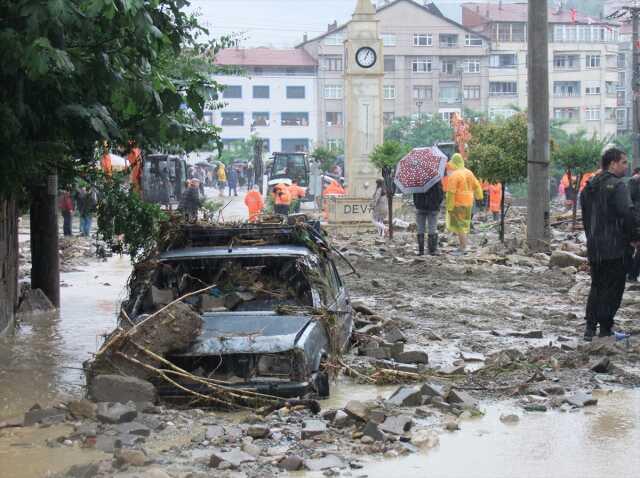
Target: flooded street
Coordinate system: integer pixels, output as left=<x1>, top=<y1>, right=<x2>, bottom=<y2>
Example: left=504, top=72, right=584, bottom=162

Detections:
left=0, top=256, right=131, bottom=420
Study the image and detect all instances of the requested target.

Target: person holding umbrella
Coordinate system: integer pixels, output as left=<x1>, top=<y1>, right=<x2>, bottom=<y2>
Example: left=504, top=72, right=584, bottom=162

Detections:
left=394, top=146, right=448, bottom=255
left=445, top=153, right=483, bottom=255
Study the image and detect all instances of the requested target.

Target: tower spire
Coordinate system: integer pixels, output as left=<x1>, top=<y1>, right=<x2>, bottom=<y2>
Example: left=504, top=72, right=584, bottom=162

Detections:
left=353, top=0, right=376, bottom=19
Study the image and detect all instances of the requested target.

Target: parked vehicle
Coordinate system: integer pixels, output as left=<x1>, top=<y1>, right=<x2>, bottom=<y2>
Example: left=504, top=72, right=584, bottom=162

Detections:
left=141, top=154, right=189, bottom=207
left=126, top=221, right=353, bottom=398
left=268, top=152, right=312, bottom=198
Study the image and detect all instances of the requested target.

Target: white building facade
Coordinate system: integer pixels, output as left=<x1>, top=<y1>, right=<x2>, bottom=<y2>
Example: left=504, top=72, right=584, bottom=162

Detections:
left=209, top=48, right=318, bottom=154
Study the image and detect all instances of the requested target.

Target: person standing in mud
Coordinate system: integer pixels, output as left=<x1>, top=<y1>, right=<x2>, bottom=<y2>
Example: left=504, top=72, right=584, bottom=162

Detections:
left=580, top=148, right=639, bottom=341
left=59, top=189, right=74, bottom=236
left=179, top=179, right=202, bottom=221
left=372, top=179, right=388, bottom=237
left=413, top=179, right=443, bottom=255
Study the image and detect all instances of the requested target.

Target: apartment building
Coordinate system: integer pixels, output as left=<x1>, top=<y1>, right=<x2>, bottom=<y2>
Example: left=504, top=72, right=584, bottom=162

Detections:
left=462, top=2, right=620, bottom=138
left=615, top=21, right=632, bottom=134
left=210, top=48, right=318, bottom=154
left=298, top=0, right=489, bottom=150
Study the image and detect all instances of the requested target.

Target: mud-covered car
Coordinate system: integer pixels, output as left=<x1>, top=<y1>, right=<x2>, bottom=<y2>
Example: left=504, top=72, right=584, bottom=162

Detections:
left=127, top=222, right=353, bottom=398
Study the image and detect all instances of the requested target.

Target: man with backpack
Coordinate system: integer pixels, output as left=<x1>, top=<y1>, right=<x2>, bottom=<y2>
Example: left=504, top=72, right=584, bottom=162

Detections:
left=413, top=180, right=444, bottom=256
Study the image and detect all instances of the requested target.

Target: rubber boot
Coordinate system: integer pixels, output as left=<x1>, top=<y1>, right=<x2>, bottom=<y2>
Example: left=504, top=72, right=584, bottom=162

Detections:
left=417, top=234, right=425, bottom=256
left=584, top=320, right=597, bottom=342
left=428, top=234, right=438, bottom=255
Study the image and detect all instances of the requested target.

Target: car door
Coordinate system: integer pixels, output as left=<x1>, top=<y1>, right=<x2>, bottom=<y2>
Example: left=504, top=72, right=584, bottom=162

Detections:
left=325, top=258, right=353, bottom=352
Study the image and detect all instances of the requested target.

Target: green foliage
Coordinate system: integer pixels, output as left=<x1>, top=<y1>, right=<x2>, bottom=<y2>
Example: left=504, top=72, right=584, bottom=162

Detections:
left=311, top=146, right=339, bottom=173
left=95, top=173, right=167, bottom=260
left=551, top=131, right=605, bottom=177
left=467, top=114, right=528, bottom=185
left=0, top=0, right=233, bottom=195
left=384, top=117, right=453, bottom=148
left=217, top=136, right=262, bottom=165
left=369, top=141, right=409, bottom=171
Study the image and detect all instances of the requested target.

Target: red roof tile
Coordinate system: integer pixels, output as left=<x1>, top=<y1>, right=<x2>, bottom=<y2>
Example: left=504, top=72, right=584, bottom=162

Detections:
left=462, top=2, right=616, bottom=25
left=215, top=48, right=317, bottom=67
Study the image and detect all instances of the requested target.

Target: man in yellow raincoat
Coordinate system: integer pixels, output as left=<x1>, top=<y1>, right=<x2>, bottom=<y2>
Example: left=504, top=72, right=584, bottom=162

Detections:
left=445, top=153, right=483, bottom=254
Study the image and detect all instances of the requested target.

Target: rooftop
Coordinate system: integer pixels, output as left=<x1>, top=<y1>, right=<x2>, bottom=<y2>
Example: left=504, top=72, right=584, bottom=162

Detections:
left=214, top=48, right=317, bottom=67
left=461, top=2, right=617, bottom=25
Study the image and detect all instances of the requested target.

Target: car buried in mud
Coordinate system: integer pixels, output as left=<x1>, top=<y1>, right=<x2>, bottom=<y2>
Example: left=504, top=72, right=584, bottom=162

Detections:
left=128, top=221, right=353, bottom=399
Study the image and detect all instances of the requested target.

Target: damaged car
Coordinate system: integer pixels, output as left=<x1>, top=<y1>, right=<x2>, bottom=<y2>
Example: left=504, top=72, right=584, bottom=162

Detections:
left=122, top=221, right=354, bottom=399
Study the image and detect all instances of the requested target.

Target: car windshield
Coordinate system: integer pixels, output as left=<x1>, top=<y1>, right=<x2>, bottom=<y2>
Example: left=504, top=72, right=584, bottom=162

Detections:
left=152, top=255, right=315, bottom=314
left=272, top=154, right=308, bottom=185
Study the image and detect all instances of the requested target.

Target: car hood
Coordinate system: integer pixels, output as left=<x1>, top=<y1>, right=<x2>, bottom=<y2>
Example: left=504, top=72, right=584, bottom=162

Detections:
left=177, top=312, right=313, bottom=356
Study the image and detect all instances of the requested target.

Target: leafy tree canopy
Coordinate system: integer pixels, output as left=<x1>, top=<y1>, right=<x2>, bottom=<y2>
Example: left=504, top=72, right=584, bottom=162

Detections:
left=467, top=114, right=528, bottom=185
left=384, top=116, right=452, bottom=149
left=551, top=131, right=605, bottom=177
left=311, top=146, right=339, bottom=173
left=0, top=0, right=233, bottom=194
left=369, top=140, right=409, bottom=171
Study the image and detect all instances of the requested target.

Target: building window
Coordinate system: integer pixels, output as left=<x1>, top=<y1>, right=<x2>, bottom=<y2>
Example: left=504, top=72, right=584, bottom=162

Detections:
left=286, top=86, right=305, bottom=99
left=324, top=85, right=343, bottom=99
left=585, top=107, right=601, bottom=121
left=253, top=85, right=269, bottom=99
left=618, top=53, right=626, bottom=69
left=492, top=23, right=527, bottom=42
left=586, top=55, right=601, bottom=69
left=463, top=58, right=480, bottom=73
left=327, top=139, right=344, bottom=151
left=322, top=55, right=343, bottom=71
left=465, top=34, right=483, bottom=47
left=553, top=108, right=580, bottom=122
left=441, top=59, right=457, bottom=75
left=553, top=81, right=581, bottom=97
left=605, top=107, right=616, bottom=122
left=281, top=112, right=309, bottom=126
left=553, top=54, right=580, bottom=70
left=490, top=53, right=517, bottom=68
left=440, top=111, right=458, bottom=123
left=585, top=84, right=601, bottom=95
left=412, top=57, right=432, bottom=73
left=222, top=138, right=244, bottom=151
left=384, top=85, right=396, bottom=100
left=381, top=33, right=396, bottom=46
left=413, top=33, right=432, bottom=47
left=252, top=112, right=269, bottom=127
left=439, top=84, right=461, bottom=104
left=618, top=90, right=626, bottom=106
left=413, top=86, right=432, bottom=100
left=324, top=32, right=345, bottom=46
left=439, top=34, right=458, bottom=48
left=463, top=86, right=480, bottom=100
left=605, top=81, right=616, bottom=96
left=383, top=112, right=395, bottom=126
left=325, top=112, right=343, bottom=127
left=221, top=112, right=244, bottom=126
left=489, top=81, right=517, bottom=96
left=489, top=108, right=517, bottom=120
left=384, top=56, right=396, bottom=72
left=619, top=71, right=626, bottom=85
left=222, top=85, right=242, bottom=99
left=281, top=138, right=309, bottom=153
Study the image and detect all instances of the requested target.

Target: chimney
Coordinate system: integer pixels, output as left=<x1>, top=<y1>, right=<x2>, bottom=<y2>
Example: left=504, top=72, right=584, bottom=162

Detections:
left=327, top=21, right=337, bottom=32
left=303, top=33, right=308, bottom=42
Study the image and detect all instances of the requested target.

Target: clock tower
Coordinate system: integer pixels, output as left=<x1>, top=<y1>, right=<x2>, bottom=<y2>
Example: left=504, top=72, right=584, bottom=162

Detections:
left=344, top=0, right=384, bottom=198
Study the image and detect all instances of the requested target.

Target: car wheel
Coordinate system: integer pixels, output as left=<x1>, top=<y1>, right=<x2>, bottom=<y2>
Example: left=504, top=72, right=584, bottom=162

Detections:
left=313, top=371, right=330, bottom=398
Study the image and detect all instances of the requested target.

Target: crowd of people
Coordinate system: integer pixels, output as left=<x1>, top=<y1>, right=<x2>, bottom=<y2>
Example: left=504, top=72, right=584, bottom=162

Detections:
left=58, top=185, right=98, bottom=238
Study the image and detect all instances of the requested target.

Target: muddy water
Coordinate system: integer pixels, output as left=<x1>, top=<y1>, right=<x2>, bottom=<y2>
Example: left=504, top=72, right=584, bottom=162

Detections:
left=358, top=389, right=640, bottom=478
left=0, top=256, right=131, bottom=420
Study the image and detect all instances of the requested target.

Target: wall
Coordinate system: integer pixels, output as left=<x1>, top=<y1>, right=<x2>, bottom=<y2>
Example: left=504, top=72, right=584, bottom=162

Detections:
left=0, top=196, right=18, bottom=334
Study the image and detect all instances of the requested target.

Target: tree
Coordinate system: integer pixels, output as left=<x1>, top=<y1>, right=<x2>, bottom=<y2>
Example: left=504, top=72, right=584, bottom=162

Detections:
left=467, top=114, right=528, bottom=241
left=369, top=140, right=409, bottom=239
left=384, top=116, right=452, bottom=148
left=552, top=131, right=606, bottom=228
left=311, top=146, right=339, bottom=173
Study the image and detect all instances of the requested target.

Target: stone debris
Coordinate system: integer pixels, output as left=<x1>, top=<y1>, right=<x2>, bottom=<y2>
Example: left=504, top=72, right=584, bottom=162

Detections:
left=209, top=449, right=256, bottom=469
left=549, top=250, right=588, bottom=268
left=89, top=375, right=157, bottom=404
left=23, top=405, right=67, bottom=426
left=96, top=402, right=138, bottom=424
left=304, top=455, right=346, bottom=471
left=387, top=386, right=423, bottom=407
left=16, top=288, right=56, bottom=315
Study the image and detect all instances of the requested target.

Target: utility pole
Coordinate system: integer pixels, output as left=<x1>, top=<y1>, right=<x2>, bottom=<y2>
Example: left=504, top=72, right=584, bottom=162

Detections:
left=609, top=2, right=640, bottom=168
left=526, top=0, right=550, bottom=251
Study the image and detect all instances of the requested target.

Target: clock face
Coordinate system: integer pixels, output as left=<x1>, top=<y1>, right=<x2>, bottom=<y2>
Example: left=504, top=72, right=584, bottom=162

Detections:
left=356, top=47, right=377, bottom=68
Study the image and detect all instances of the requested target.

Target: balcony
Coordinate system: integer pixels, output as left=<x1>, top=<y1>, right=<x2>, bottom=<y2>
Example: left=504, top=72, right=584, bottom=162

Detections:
left=439, top=96, right=462, bottom=105
left=439, top=42, right=459, bottom=49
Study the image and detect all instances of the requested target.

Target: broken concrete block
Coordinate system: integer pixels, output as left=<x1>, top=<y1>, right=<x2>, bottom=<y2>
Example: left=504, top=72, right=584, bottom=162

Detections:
left=420, top=382, right=446, bottom=399
left=301, top=420, right=327, bottom=439
left=387, top=386, right=423, bottom=407
left=384, top=326, right=407, bottom=343
left=379, top=415, right=413, bottom=435
left=89, top=375, right=157, bottom=404
left=361, top=421, right=385, bottom=441
left=396, top=350, right=429, bottom=364
left=209, top=448, right=256, bottom=468
left=304, top=455, right=346, bottom=471
left=445, top=389, right=478, bottom=409
left=96, top=402, right=138, bottom=424
left=332, top=410, right=350, bottom=428
left=591, top=357, right=611, bottom=373
left=17, top=288, right=56, bottom=315
left=23, top=406, right=67, bottom=426
left=67, top=400, right=97, bottom=420
left=344, top=400, right=369, bottom=421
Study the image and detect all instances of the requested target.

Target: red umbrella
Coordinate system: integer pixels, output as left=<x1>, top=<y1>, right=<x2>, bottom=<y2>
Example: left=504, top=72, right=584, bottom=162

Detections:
left=394, top=146, right=448, bottom=194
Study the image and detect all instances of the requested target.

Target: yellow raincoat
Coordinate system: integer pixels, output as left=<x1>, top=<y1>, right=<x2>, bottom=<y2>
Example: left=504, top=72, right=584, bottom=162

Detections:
left=445, top=154, right=483, bottom=234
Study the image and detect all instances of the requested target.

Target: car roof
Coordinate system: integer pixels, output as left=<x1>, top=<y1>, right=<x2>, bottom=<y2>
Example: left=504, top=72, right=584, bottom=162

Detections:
left=159, top=245, right=313, bottom=261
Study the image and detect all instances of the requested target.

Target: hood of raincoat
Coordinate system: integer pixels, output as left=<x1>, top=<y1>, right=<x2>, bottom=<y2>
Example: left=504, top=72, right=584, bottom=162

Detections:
left=449, top=153, right=464, bottom=170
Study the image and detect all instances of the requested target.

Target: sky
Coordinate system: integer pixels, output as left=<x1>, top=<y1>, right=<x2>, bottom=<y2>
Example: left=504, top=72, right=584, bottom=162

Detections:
left=187, top=0, right=479, bottom=48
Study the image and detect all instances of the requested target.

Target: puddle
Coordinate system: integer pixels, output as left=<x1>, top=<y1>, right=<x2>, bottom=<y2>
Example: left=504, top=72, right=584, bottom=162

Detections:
left=0, top=256, right=131, bottom=420
left=360, top=389, right=640, bottom=478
